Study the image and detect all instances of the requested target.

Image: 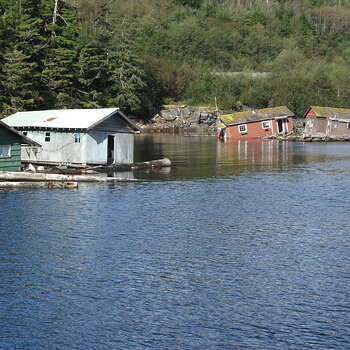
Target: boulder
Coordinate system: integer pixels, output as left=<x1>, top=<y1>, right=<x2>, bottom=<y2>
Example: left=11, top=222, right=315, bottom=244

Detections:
left=191, top=111, right=201, bottom=124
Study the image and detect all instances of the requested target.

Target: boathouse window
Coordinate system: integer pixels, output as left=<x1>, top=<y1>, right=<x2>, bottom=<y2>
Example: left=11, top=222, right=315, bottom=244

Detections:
left=262, top=121, right=271, bottom=129
left=238, top=124, right=247, bottom=134
left=74, top=133, right=81, bottom=143
left=0, top=145, right=11, bottom=158
left=45, top=132, right=51, bottom=142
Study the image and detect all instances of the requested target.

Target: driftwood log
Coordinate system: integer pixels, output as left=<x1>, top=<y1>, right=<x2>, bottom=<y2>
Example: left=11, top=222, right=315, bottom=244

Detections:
left=25, top=158, right=171, bottom=175
left=94, top=158, right=171, bottom=172
left=0, top=181, right=78, bottom=189
left=0, top=171, right=140, bottom=183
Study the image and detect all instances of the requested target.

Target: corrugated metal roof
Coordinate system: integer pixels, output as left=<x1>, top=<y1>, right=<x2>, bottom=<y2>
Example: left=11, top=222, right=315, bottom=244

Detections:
left=2, top=108, right=141, bottom=132
left=221, top=106, right=294, bottom=126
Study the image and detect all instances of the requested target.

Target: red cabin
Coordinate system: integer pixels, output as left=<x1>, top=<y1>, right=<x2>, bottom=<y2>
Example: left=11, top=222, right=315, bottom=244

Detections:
left=218, top=106, right=294, bottom=140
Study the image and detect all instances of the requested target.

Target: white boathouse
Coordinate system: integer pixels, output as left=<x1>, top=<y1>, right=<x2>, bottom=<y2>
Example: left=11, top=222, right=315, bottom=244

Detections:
left=2, top=108, right=142, bottom=166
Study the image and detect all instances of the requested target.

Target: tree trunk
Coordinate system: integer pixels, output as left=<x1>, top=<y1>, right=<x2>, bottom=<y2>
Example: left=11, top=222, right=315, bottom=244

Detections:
left=53, top=0, right=59, bottom=24
left=0, top=172, right=139, bottom=182
left=0, top=181, right=78, bottom=189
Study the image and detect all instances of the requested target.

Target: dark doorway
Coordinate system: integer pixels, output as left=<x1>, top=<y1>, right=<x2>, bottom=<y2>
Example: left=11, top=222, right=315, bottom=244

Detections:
left=277, top=119, right=284, bottom=133
left=107, top=135, right=115, bottom=164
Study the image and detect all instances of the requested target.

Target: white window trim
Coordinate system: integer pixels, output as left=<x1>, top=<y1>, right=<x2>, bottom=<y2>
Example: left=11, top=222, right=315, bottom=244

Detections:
left=262, top=120, right=271, bottom=129
left=238, top=124, right=247, bottom=134
left=0, top=145, right=11, bottom=158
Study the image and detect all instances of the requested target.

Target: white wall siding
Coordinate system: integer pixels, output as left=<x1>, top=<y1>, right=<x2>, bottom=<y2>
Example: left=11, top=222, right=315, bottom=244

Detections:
left=86, top=131, right=108, bottom=164
left=115, top=133, right=134, bottom=164
left=86, top=131, right=134, bottom=165
left=21, top=131, right=86, bottom=164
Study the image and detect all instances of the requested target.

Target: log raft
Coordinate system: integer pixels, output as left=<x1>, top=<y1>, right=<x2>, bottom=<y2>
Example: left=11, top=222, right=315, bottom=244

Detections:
left=0, top=158, right=171, bottom=188
left=0, top=181, right=78, bottom=189
left=97, top=158, right=171, bottom=172
left=0, top=171, right=140, bottom=183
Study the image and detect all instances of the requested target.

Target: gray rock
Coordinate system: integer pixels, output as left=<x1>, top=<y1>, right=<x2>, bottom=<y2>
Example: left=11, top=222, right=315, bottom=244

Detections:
left=191, top=111, right=201, bottom=124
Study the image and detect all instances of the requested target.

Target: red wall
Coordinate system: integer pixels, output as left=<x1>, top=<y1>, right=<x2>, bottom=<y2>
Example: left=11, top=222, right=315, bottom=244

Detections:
left=225, top=118, right=293, bottom=139
left=306, top=109, right=316, bottom=116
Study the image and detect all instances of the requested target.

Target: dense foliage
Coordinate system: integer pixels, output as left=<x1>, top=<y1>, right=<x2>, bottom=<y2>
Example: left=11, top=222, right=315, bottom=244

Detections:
left=1, top=0, right=350, bottom=117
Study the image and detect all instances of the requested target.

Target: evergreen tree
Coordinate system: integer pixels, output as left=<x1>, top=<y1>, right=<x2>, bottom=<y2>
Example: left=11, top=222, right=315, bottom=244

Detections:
left=107, top=30, right=146, bottom=114
left=1, top=49, right=36, bottom=115
left=77, top=42, right=108, bottom=107
left=0, top=0, right=49, bottom=114
left=40, top=0, right=81, bottom=108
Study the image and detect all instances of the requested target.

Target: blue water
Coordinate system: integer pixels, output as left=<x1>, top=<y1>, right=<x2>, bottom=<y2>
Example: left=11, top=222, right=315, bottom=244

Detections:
left=1, top=136, right=350, bottom=349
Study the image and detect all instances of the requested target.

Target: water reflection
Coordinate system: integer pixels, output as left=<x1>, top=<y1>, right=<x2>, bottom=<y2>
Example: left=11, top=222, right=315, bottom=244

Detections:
left=134, top=135, right=313, bottom=180
left=218, top=139, right=303, bottom=172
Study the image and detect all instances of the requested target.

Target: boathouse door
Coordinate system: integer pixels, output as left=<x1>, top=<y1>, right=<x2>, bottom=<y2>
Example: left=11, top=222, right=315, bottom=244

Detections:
left=107, top=135, right=115, bottom=164
left=277, top=118, right=287, bottom=133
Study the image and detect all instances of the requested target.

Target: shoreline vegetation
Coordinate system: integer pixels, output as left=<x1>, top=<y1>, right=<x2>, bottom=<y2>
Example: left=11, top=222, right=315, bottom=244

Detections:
left=1, top=0, right=350, bottom=119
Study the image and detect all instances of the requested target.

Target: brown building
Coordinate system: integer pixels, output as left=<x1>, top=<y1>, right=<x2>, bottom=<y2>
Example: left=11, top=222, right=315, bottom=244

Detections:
left=218, top=106, right=294, bottom=140
left=303, top=106, right=350, bottom=138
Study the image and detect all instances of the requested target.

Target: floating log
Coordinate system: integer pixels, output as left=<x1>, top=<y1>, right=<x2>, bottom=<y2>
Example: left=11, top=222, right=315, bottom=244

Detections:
left=0, top=181, right=78, bottom=189
left=22, top=158, right=171, bottom=175
left=97, top=158, right=171, bottom=172
left=0, top=171, right=140, bottom=183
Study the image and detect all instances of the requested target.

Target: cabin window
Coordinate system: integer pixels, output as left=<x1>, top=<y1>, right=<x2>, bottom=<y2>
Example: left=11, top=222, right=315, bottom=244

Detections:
left=44, top=132, right=50, bottom=142
left=74, top=133, right=81, bottom=143
left=348, top=123, right=350, bottom=129
left=0, top=145, right=11, bottom=158
left=238, top=124, right=247, bottom=134
left=262, top=121, right=271, bottom=129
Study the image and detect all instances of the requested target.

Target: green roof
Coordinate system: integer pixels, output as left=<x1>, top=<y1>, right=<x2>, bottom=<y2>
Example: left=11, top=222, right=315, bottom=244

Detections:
left=307, top=106, right=350, bottom=119
left=220, top=106, right=294, bottom=126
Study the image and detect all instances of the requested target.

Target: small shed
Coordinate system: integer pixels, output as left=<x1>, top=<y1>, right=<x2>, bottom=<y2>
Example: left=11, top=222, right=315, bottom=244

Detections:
left=303, top=106, right=350, bottom=138
left=218, top=106, right=294, bottom=140
left=0, top=120, right=41, bottom=171
left=2, top=108, right=142, bottom=166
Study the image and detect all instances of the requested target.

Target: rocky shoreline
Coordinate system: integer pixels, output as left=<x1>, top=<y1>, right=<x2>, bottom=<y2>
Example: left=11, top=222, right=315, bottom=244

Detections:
left=266, top=133, right=350, bottom=142
left=134, top=106, right=350, bottom=142
left=136, top=105, right=219, bottom=134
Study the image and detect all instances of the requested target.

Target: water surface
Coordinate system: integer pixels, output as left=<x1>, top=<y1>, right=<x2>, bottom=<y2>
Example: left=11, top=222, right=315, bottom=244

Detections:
left=0, top=135, right=349, bottom=349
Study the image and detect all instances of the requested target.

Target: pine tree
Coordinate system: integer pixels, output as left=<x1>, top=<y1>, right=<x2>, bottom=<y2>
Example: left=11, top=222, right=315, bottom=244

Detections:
left=0, top=0, right=48, bottom=115
left=76, top=0, right=112, bottom=108
left=40, top=0, right=81, bottom=108
left=77, top=42, right=108, bottom=107
left=107, top=30, right=146, bottom=114
left=1, top=49, right=36, bottom=115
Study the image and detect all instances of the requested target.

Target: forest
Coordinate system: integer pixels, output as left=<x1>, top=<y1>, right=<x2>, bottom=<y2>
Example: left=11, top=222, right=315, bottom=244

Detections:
left=1, top=0, right=350, bottom=118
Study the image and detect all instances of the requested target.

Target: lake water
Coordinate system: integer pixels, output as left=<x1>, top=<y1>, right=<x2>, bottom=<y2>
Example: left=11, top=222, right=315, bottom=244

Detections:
left=1, top=135, right=350, bottom=349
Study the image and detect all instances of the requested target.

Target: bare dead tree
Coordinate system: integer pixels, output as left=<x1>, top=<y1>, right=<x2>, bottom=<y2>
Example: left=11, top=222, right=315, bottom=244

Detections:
left=53, top=0, right=59, bottom=24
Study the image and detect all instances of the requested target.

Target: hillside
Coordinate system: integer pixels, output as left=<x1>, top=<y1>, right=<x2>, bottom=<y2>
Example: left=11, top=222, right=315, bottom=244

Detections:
left=1, top=0, right=350, bottom=117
